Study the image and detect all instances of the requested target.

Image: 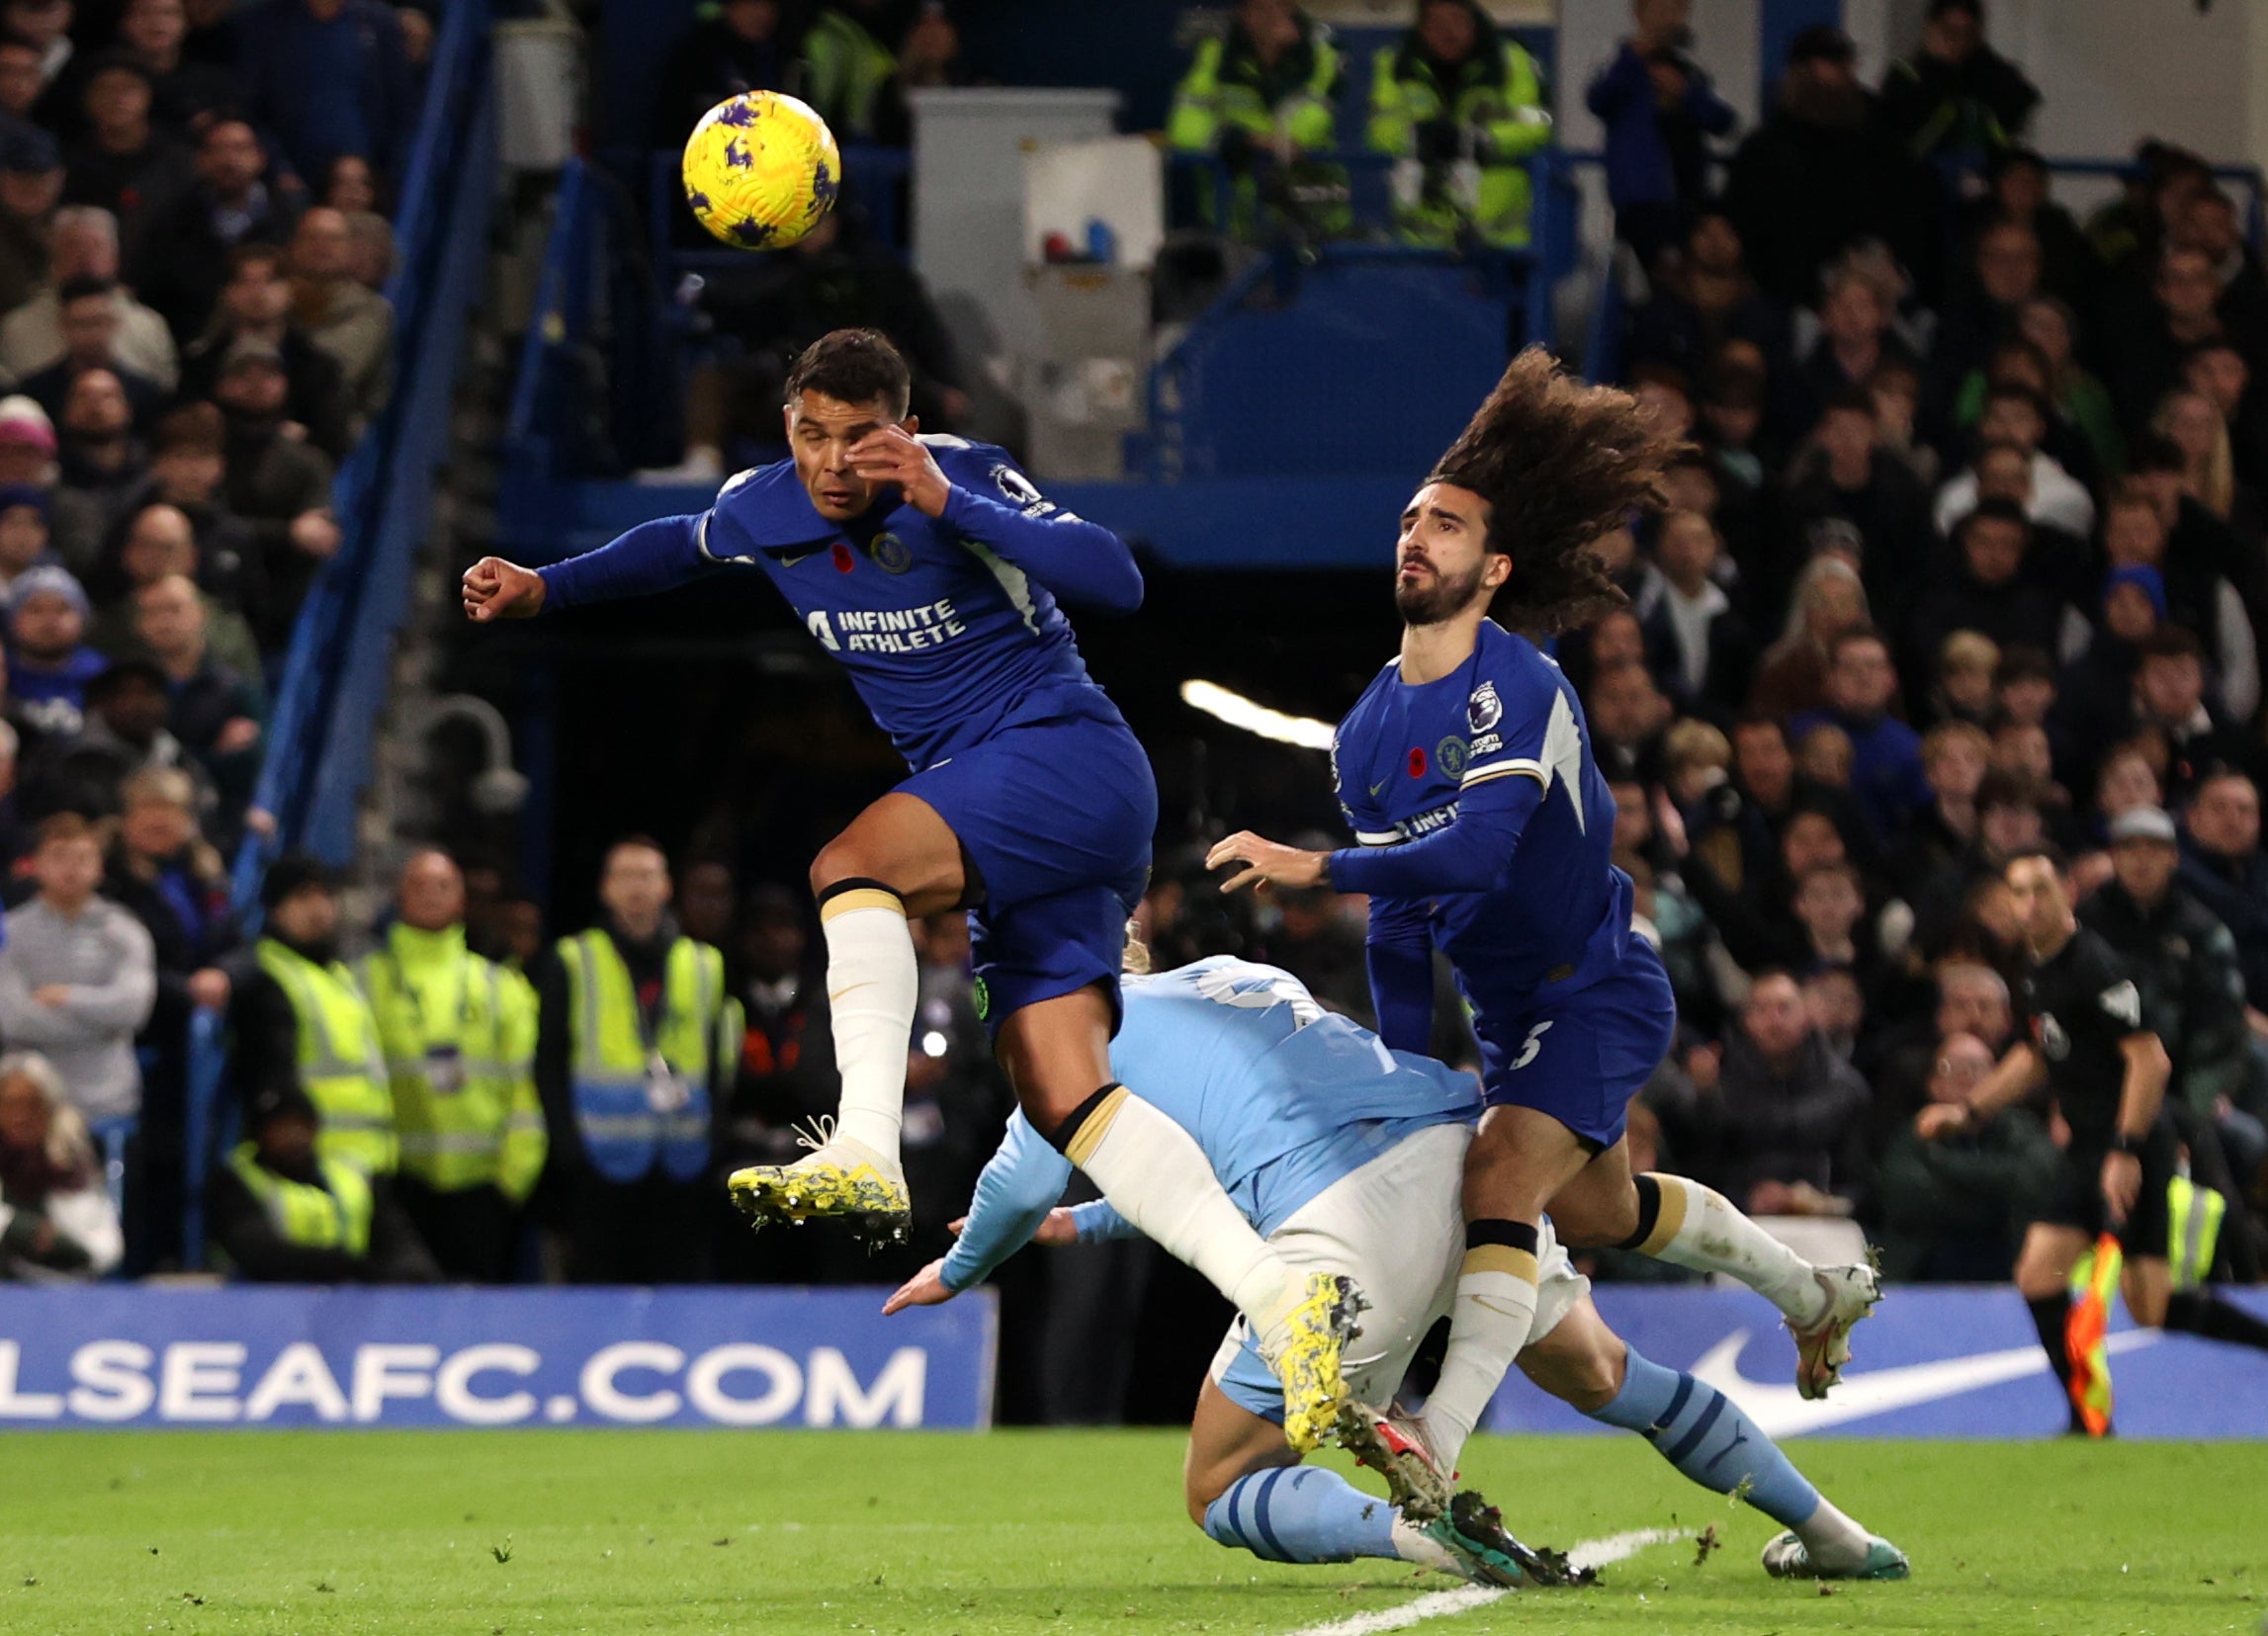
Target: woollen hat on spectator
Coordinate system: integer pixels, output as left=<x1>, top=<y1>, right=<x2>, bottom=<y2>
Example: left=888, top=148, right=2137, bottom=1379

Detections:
left=2106, top=563, right=2168, bottom=620
left=1788, top=24, right=1856, bottom=64
left=261, top=850, right=339, bottom=910
left=2108, top=807, right=2179, bottom=846
left=0, top=395, right=56, bottom=454
left=0, top=481, right=46, bottom=517
left=0, top=117, right=58, bottom=176
left=10, top=562, right=86, bottom=615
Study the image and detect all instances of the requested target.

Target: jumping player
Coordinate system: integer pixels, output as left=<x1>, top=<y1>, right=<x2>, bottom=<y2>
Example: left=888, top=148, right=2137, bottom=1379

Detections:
left=1203, top=352, right=1879, bottom=1480
left=462, top=329, right=1356, bottom=1449
left=1956, top=848, right=2268, bottom=1432
left=887, top=951, right=1908, bottom=1585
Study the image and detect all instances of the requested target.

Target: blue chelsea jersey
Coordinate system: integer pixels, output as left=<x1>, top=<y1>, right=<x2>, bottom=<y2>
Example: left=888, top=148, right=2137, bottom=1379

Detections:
left=698, top=437, right=1128, bottom=771
left=1333, top=620, right=1637, bottom=1004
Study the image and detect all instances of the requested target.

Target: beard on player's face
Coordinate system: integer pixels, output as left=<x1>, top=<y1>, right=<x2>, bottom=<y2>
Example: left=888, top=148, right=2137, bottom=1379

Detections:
left=1395, top=556, right=1496, bottom=625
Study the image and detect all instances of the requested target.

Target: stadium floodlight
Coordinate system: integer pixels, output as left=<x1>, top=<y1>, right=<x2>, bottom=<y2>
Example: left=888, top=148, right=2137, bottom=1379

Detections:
left=1178, top=680, right=1336, bottom=750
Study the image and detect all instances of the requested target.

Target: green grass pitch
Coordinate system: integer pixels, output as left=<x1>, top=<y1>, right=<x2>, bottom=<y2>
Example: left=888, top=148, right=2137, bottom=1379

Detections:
left=3, top=1430, right=2263, bottom=1635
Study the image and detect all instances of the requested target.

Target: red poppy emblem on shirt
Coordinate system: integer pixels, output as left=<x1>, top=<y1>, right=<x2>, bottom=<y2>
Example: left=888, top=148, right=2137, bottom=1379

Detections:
left=1408, top=746, right=1427, bottom=778
left=831, top=542, right=855, bottom=572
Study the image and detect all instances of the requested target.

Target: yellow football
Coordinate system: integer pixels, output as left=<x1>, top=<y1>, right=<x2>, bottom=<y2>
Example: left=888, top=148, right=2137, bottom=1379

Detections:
left=680, top=90, right=842, bottom=250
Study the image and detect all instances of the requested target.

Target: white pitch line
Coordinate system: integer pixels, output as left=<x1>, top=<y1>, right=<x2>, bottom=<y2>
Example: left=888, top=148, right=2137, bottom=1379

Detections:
left=1274, top=1526, right=1686, bottom=1636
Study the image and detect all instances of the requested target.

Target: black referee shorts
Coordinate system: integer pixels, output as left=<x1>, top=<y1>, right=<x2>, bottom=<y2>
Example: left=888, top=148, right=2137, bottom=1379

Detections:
left=2017, top=1116, right=2179, bottom=1259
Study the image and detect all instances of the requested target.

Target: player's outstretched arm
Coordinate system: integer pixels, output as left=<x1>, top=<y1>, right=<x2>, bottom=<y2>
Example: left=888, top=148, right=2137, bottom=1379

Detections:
left=851, top=428, right=1141, bottom=613
left=466, top=515, right=719, bottom=620
left=928, top=1111, right=1076, bottom=1295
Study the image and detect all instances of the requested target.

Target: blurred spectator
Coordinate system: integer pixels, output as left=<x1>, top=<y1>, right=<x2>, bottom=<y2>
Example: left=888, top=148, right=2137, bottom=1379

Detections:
left=1168, top=0, right=1348, bottom=240
left=2082, top=806, right=2254, bottom=1132
left=1780, top=389, right=1933, bottom=625
left=104, top=767, right=234, bottom=1011
left=226, top=851, right=396, bottom=1176
left=132, top=572, right=262, bottom=808
left=60, top=53, right=194, bottom=233
left=1875, top=1029, right=2050, bottom=1280
left=662, top=210, right=965, bottom=481
left=1794, top=627, right=1928, bottom=840
left=289, top=205, right=391, bottom=421
left=1793, top=261, right=1919, bottom=439
left=115, top=0, right=244, bottom=134
left=21, top=279, right=169, bottom=433
left=2128, top=627, right=2251, bottom=803
left=357, top=849, right=545, bottom=1283
left=179, top=243, right=355, bottom=459
left=1876, top=0, right=2037, bottom=168
left=2181, top=771, right=2268, bottom=1022
left=2184, top=336, right=2268, bottom=498
left=323, top=152, right=378, bottom=213
left=1934, top=385, right=2095, bottom=539
left=533, top=837, right=738, bottom=1285
left=2171, top=186, right=2268, bottom=342
left=1752, top=554, right=1870, bottom=721
left=1586, top=657, right=1670, bottom=783
left=2111, top=248, right=2252, bottom=444
left=2153, top=386, right=2258, bottom=535
left=1933, top=627, right=2001, bottom=725
left=870, top=3, right=971, bottom=147
left=0, top=483, right=53, bottom=599
left=5, top=0, right=73, bottom=111
left=1720, top=25, right=1927, bottom=309
left=0, top=34, right=42, bottom=124
left=1366, top=0, right=1551, bottom=250
left=651, top=0, right=787, bottom=147
left=0, top=119, right=62, bottom=314
left=2008, top=297, right=2122, bottom=479
left=0, top=205, right=176, bottom=388
left=1627, top=213, right=1788, bottom=397
left=0, top=813, right=156, bottom=1124
left=8, top=564, right=102, bottom=736
left=207, top=1081, right=437, bottom=1283
left=107, top=405, right=266, bottom=641
left=1961, top=148, right=2093, bottom=308
left=86, top=499, right=260, bottom=678
left=130, top=118, right=295, bottom=342
left=2103, top=475, right=2256, bottom=716
left=341, top=207, right=390, bottom=288
left=212, top=339, right=336, bottom=643
left=1265, top=873, right=1369, bottom=1025
left=0, top=1050, right=124, bottom=1278
left=1891, top=720, right=1990, bottom=885
left=1905, top=502, right=2066, bottom=689
left=722, top=882, right=830, bottom=1187
left=1711, top=969, right=1873, bottom=1212
left=24, top=654, right=219, bottom=821
left=1585, top=0, right=1733, bottom=272
left=803, top=0, right=913, bottom=142
left=236, top=0, right=414, bottom=188
left=1639, top=507, right=1750, bottom=713
left=54, top=370, right=144, bottom=530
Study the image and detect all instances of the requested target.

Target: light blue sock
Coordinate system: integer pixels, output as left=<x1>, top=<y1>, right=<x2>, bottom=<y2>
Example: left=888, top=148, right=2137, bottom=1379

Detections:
left=1201, top=1467, right=1399, bottom=1564
left=1588, top=1347, right=1822, bottom=1530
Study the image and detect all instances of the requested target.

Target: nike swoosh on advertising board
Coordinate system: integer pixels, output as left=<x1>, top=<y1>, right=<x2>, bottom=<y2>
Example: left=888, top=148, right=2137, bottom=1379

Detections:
left=1689, top=1327, right=2161, bottom=1438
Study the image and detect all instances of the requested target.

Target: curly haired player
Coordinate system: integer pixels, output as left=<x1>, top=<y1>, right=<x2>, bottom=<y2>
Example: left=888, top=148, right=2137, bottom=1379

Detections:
left=1206, top=351, right=1880, bottom=1484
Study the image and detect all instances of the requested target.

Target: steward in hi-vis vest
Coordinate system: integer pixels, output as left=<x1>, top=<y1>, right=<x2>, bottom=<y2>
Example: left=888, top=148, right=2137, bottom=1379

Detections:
left=534, top=838, right=741, bottom=1284
left=207, top=1082, right=438, bottom=1283
left=358, top=849, right=547, bottom=1282
left=227, top=853, right=395, bottom=1178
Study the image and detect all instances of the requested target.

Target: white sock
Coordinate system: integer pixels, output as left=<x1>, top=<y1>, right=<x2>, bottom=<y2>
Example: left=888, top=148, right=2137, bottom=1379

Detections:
left=1391, top=1513, right=1459, bottom=1574
left=1793, top=1496, right=1874, bottom=1574
left=1065, top=1087, right=1299, bottom=1330
left=1635, top=1173, right=1827, bottom=1326
left=1422, top=1237, right=1541, bottom=1474
left=818, top=884, right=917, bottom=1160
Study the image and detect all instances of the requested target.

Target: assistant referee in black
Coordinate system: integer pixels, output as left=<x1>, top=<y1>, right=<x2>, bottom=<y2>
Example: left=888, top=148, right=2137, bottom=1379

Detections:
left=1929, top=847, right=2268, bottom=1432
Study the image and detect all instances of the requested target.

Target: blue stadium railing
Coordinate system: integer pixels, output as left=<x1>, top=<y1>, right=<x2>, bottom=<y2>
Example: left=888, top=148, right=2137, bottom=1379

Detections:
left=175, top=0, right=500, bottom=1267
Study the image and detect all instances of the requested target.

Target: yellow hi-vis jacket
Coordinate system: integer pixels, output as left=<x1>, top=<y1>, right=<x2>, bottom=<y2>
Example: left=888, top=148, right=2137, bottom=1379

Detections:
left=359, top=922, right=546, bottom=1200
left=559, top=928, right=738, bottom=1184
left=256, top=937, right=395, bottom=1175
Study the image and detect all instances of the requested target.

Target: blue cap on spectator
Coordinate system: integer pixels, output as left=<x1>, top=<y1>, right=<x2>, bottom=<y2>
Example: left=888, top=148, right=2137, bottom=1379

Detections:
left=2106, top=563, right=2167, bottom=621
left=0, top=482, right=47, bottom=518
left=9, top=562, right=87, bottom=615
left=0, top=117, right=59, bottom=177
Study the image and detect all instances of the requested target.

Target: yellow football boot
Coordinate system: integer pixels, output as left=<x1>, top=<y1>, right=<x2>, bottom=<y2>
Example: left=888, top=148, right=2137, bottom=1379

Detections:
left=729, top=1122, right=910, bottom=1249
left=1261, top=1272, right=1365, bottom=1454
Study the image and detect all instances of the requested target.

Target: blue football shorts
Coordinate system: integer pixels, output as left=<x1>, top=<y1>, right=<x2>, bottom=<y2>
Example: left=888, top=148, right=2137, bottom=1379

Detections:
left=898, top=709, right=1156, bottom=1034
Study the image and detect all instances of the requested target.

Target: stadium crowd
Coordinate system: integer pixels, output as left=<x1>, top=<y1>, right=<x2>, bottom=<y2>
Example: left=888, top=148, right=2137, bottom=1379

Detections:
left=0, top=0, right=422, bottom=1279
left=3, top=0, right=2265, bottom=1421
